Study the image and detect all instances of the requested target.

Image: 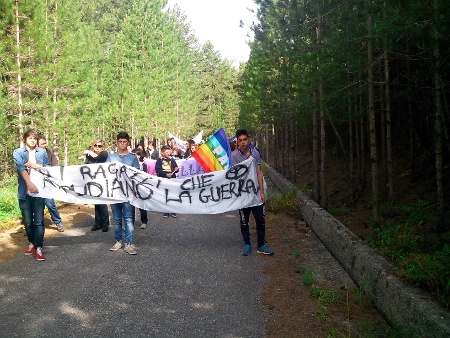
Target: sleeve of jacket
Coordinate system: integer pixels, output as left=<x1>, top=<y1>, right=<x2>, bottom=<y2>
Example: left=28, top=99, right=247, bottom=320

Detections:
left=155, top=158, right=165, bottom=178
left=171, top=158, right=178, bottom=178
left=13, top=148, right=27, bottom=175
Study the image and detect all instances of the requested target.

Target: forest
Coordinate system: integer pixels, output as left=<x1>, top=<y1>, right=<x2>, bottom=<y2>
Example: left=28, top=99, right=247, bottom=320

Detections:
left=238, top=0, right=450, bottom=306
left=240, top=0, right=450, bottom=229
left=1, top=0, right=449, bottom=307
left=0, top=0, right=241, bottom=172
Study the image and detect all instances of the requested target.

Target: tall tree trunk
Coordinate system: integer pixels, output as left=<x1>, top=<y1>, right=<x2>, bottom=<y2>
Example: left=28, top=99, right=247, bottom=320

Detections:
left=312, top=87, right=320, bottom=203
left=359, top=81, right=365, bottom=189
left=328, top=117, right=347, bottom=157
left=319, top=82, right=327, bottom=209
left=311, top=18, right=320, bottom=203
left=432, top=0, right=445, bottom=232
left=407, top=41, right=416, bottom=180
left=367, top=4, right=380, bottom=224
left=52, top=0, right=59, bottom=160
left=355, top=116, right=361, bottom=200
left=384, top=41, right=394, bottom=209
left=349, top=100, right=355, bottom=205
left=14, top=0, right=24, bottom=145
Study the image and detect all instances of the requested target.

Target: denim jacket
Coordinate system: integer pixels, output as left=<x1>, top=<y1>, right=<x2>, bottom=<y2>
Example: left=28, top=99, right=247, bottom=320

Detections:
left=13, top=146, right=50, bottom=199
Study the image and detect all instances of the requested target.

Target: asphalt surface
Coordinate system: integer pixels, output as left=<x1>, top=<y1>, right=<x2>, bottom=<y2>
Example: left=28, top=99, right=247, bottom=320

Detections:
left=0, top=211, right=268, bottom=337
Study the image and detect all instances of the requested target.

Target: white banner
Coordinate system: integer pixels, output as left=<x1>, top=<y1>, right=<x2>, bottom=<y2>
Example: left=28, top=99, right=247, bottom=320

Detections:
left=30, top=158, right=262, bottom=214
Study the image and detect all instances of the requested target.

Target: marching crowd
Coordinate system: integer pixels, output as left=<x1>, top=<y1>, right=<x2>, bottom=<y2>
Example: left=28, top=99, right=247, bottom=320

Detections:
left=13, top=129, right=274, bottom=260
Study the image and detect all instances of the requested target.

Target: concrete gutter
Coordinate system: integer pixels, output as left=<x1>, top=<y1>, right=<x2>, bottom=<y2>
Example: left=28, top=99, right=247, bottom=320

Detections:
left=265, top=163, right=450, bottom=337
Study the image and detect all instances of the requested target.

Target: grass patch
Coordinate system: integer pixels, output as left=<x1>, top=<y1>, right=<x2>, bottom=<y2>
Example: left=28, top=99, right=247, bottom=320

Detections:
left=0, top=175, right=21, bottom=228
left=266, top=190, right=301, bottom=216
left=366, top=199, right=450, bottom=308
left=302, top=269, right=317, bottom=287
left=313, top=288, right=341, bottom=303
left=327, top=207, right=348, bottom=216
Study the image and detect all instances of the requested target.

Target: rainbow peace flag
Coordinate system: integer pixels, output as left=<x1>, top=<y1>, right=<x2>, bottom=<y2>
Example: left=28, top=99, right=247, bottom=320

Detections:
left=192, top=128, right=231, bottom=172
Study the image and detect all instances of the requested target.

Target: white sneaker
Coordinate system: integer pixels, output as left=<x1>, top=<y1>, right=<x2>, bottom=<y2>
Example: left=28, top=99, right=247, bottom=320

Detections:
left=123, top=243, right=137, bottom=255
left=110, top=241, right=123, bottom=251
left=141, top=223, right=147, bottom=229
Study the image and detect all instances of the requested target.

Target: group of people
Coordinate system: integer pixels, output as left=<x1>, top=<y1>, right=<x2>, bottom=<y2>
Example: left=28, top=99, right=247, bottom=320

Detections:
left=13, top=128, right=273, bottom=261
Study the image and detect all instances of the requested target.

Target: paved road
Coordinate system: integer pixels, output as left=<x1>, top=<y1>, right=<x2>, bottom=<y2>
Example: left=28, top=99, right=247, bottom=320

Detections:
left=0, top=212, right=268, bottom=337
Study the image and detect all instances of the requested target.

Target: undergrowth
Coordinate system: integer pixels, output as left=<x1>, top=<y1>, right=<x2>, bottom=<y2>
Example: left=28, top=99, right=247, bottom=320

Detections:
left=266, top=190, right=301, bottom=216
left=0, top=174, right=20, bottom=227
left=367, top=200, right=450, bottom=308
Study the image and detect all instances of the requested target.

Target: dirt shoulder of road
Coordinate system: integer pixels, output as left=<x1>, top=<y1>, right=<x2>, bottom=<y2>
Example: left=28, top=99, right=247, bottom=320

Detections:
left=0, top=204, right=93, bottom=263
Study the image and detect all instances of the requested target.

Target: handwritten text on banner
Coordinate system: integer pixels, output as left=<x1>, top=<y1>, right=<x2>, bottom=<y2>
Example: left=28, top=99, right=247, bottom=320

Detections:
left=30, top=158, right=262, bottom=214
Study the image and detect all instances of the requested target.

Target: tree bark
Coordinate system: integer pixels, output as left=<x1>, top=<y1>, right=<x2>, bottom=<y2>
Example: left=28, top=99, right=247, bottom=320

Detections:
left=14, top=0, right=24, bottom=145
left=367, top=4, right=380, bottom=224
left=384, top=41, right=394, bottom=209
left=432, top=0, right=445, bottom=232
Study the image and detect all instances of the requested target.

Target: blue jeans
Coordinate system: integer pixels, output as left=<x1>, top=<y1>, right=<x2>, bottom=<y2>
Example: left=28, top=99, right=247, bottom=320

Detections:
left=45, top=198, right=62, bottom=225
left=110, top=202, right=134, bottom=244
left=19, top=195, right=45, bottom=248
left=239, top=204, right=266, bottom=248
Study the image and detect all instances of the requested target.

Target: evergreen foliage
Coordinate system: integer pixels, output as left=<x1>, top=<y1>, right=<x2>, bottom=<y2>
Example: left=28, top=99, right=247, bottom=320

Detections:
left=240, top=0, right=450, bottom=229
left=0, top=0, right=240, bottom=171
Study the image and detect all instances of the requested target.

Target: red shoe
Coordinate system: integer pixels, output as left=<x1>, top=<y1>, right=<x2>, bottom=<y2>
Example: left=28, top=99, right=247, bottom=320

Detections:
left=34, top=248, right=46, bottom=261
left=24, top=246, right=36, bottom=255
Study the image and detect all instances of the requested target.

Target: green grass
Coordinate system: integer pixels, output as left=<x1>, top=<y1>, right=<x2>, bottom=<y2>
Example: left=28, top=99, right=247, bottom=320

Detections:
left=266, top=190, right=301, bottom=216
left=302, top=269, right=317, bottom=286
left=0, top=175, right=20, bottom=227
left=366, top=199, right=450, bottom=308
left=313, top=288, right=341, bottom=303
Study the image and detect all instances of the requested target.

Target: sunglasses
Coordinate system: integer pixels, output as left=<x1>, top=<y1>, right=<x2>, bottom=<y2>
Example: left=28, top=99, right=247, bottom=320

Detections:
left=94, top=144, right=103, bottom=147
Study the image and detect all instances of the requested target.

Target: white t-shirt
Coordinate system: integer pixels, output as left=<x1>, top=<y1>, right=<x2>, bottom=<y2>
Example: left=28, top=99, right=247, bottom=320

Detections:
left=28, top=149, right=37, bottom=164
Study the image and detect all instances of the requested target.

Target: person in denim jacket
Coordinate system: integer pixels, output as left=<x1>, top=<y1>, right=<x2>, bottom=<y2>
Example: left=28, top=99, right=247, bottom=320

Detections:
left=13, top=129, right=50, bottom=261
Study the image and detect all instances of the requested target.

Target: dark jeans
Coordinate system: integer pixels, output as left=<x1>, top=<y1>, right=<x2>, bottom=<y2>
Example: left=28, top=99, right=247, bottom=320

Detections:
left=94, top=204, right=110, bottom=230
left=133, top=208, right=148, bottom=224
left=239, top=204, right=266, bottom=248
left=139, top=208, right=148, bottom=224
left=45, top=198, right=62, bottom=225
left=19, top=195, right=45, bottom=248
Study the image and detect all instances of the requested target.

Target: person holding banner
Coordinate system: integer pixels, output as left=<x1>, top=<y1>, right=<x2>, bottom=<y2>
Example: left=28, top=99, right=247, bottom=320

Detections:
left=83, top=139, right=110, bottom=232
left=37, top=135, right=64, bottom=233
left=131, top=148, right=149, bottom=229
left=155, top=145, right=179, bottom=218
left=107, top=132, right=140, bottom=255
left=13, top=129, right=50, bottom=261
left=231, top=130, right=274, bottom=256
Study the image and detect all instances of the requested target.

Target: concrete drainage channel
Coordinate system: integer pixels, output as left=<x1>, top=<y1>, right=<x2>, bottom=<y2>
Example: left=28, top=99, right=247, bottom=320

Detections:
left=264, top=163, right=450, bottom=337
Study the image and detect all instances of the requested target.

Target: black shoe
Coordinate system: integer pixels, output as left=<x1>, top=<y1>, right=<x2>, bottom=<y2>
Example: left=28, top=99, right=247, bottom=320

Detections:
left=102, top=227, right=109, bottom=232
left=91, top=225, right=100, bottom=231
